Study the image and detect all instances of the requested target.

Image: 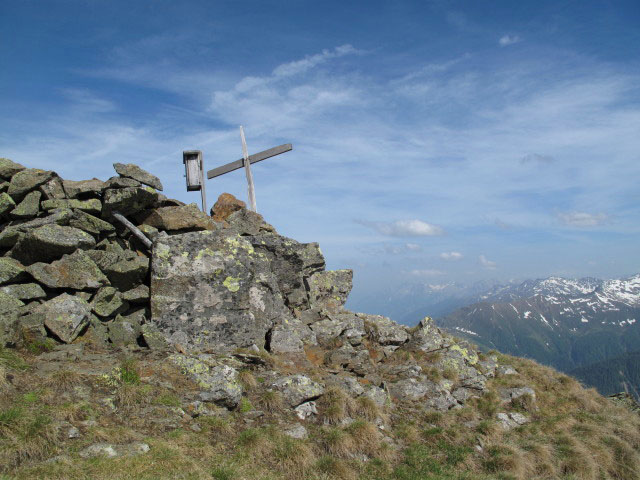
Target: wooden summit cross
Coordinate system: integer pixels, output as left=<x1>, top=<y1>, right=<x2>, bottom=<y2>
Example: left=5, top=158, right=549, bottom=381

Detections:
left=206, top=127, right=292, bottom=213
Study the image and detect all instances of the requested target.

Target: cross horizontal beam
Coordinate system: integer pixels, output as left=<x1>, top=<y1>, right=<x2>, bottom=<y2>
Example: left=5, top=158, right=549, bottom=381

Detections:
left=206, top=143, right=292, bottom=179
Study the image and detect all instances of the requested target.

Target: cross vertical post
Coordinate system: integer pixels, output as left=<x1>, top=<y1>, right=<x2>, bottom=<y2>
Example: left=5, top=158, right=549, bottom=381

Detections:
left=240, top=126, right=257, bottom=212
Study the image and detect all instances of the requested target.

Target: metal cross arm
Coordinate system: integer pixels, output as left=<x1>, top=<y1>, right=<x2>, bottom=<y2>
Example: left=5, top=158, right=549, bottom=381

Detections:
left=206, top=143, right=292, bottom=180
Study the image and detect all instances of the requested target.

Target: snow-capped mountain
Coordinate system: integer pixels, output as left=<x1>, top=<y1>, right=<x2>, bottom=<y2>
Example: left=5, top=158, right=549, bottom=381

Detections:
left=436, top=274, right=640, bottom=386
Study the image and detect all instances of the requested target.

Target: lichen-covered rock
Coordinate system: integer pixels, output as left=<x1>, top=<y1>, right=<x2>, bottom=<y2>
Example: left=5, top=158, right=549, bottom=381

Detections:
left=113, top=163, right=163, bottom=191
left=271, top=374, right=324, bottom=407
left=0, top=257, right=28, bottom=285
left=361, top=385, right=388, bottom=407
left=0, top=283, right=46, bottom=300
left=122, top=284, right=149, bottom=304
left=0, top=192, right=16, bottom=217
left=37, top=293, right=92, bottom=343
left=407, top=317, right=446, bottom=353
left=7, top=169, right=56, bottom=198
left=388, top=377, right=457, bottom=411
left=140, top=204, right=218, bottom=231
left=362, top=314, right=410, bottom=346
left=62, top=178, right=105, bottom=198
left=151, top=230, right=291, bottom=352
left=0, top=290, right=25, bottom=313
left=496, top=412, right=530, bottom=430
left=311, top=312, right=365, bottom=346
left=0, top=158, right=26, bottom=180
left=100, top=255, right=149, bottom=291
left=108, top=315, right=141, bottom=346
left=27, top=250, right=108, bottom=290
left=325, top=374, right=365, bottom=397
left=10, top=190, right=41, bottom=218
left=10, top=224, right=96, bottom=265
left=140, top=322, right=168, bottom=350
left=226, top=209, right=276, bottom=236
left=102, top=187, right=159, bottom=217
left=268, top=318, right=316, bottom=354
left=0, top=309, right=20, bottom=347
left=69, top=210, right=116, bottom=235
left=104, top=176, right=141, bottom=189
left=41, top=198, right=101, bottom=216
left=306, top=270, right=353, bottom=312
left=91, top=287, right=128, bottom=317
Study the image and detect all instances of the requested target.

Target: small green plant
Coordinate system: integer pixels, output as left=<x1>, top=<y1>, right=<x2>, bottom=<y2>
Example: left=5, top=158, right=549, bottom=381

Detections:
left=211, top=466, right=236, bottom=480
left=153, top=392, right=181, bottom=407
left=0, top=406, right=22, bottom=426
left=24, top=339, right=56, bottom=354
left=119, top=358, right=140, bottom=385
left=238, top=397, right=253, bottom=413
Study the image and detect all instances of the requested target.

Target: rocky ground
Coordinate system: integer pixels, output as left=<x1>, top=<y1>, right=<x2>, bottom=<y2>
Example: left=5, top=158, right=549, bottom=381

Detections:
left=1, top=157, right=639, bottom=479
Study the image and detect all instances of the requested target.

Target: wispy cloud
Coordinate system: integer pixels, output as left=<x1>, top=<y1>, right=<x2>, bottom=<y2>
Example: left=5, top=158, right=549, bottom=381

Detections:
left=521, top=153, right=555, bottom=164
left=409, top=269, right=444, bottom=277
left=479, top=255, right=497, bottom=269
left=499, top=34, right=521, bottom=46
left=441, top=251, right=463, bottom=260
left=357, top=219, right=445, bottom=237
left=557, top=211, right=610, bottom=227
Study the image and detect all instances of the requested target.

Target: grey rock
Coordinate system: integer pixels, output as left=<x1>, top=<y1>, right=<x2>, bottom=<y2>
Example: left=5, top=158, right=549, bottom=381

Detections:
left=108, top=315, right=141, bottom=346
left=0, top=283, right=46, bottom=300
left=388, top=376, right=457, bottom=411
left=497, top=365, right=518, bottom=376
left=362, top=314, right=410, bottom=346
left=271, top=374, right=324, bottom=407
left=62, top=178, right=105, bottom=198
left=499, top=386, right=536, bottom=403
left=0, top=257, right=28, bottom=285
left=268, top=323, right=304, bottom=354
left=0, top=192, right=16, bottom=217
left=102, top=187, right=159, bottom=217
left=306, top=269, right=353, bottom=312
left=10, top=191, right=41, bottom=219
left=170, top=359, right=243, bottom=409
left=496, top=412, right=530, bottom=430
left=41, top=198, right=101, bottom=216
left=113, top=163, right=163, bottom=191
left=325, top=343, right=373, bottom=376
left=140, top=322, right=168, bottom=350
left=7, top=169, right=55, bottom=198
left=283, top=423, right=308, bottom=438
left=27, top=250, right=108, bottom=290
left=0, top=158, right=26, bottom=180
left=79, top=443, right=118, bottom=459
left=68, top=426, right=81, bottom=439
left=104, top=176, right=141, bottom=189
left=69, top=210, right=115, bottom=235
left=91, top=287, right=128, bottom=318
left=294, top=401, right=318, bottom=420
left=0, top=228, right=22, bottom=248
left=325, top=375, right=365, bottom=397
left=407, top=317, right=446, bottom=352
left=0, top=290, right=24, bottom=313
left=226, top=209, right=276, bottom=236
left=37, top=293, right=92, bottom=343
left=39, top=176, right=66, bottom=200
left=18, top=311, right=48, bottom=345
left=101, top=255, right=149, bottom=291
left=122, top=284, right=149, bottom=304
left=10, top=224, right=96, bottom=265
left=361, top=386, right=388, bottom=407
left=311, top=312, right=365, bottom=346
left=151, top=230, right=291, bottom=352
left=477, top=355, right=498, bottom=378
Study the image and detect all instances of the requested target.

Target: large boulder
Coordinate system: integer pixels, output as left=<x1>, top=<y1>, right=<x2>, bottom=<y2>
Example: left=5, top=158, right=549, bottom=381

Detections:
left=26, top=250, right=109, bottom=290
left=62, top=178, right=105, bottom=198
left=271, top=374, right=324, bottom=407
left=10, top=190, right=41, bottom=219
left=0, top=257, right=28, bottom=285
left=113, top=163, right=163, bottom=191
left=10, top=224, right=96, bottom=265
left=102, top=187, right=158, bottom=217
left=306, top=269, right=353, bottom=312
left=41, top=198, right=102, bottom=216
left=150, top=230, right=292, bottom=352
left=100, top=255, right=149, bottom=291
left=0, top=158, right=26, bottom=180
left=0, top=192, right=16, bottom=217
left=210, top=193, right=246, bottom=222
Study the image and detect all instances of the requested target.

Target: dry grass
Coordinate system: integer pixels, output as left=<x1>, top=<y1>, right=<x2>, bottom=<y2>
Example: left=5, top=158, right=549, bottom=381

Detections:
left=318, top=387, right=355, bottom=424
left=44, top=369, right=84, bottom=394
left=238, top=369, right=258, bottom=389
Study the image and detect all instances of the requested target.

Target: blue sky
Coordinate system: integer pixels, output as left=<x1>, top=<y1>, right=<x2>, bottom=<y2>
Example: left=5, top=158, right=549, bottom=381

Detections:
left=2, top=0, right=639, bottom=303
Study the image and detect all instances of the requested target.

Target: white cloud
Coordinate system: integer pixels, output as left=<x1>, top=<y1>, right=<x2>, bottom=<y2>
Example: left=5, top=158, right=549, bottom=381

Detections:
left=521, top=153, right=555, bottom=164
left=272, top=45, right=359, bottom=78
left=557, top=211, right=610, bottom=227
left=406, top=243, right=422, bottom=251
left=357, top=219, right=445, bottom=237
left=440, top=251, right=463, bottom=260
left=479, top=255, right=497, bottom=269
left=410, top=269, right=444, bottom=277
left=499, top=35, right=521, bottom=47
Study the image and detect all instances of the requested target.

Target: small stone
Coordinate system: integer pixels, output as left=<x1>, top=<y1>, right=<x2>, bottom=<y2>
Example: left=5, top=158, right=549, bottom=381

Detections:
left=27, top=250, right=108, bottom=290
left=294, top=401, right=317, bottom=420
left=68, top=426, right=81, bottom=439
left=122, top=284, right=149, bottom=304
left=140, top=204, right=218, bottom=231
left=210, top=193, right=246, bottom=222
left=0, top=283, right=46, bottom=300
left=101, top=255, right=149, bottom=290
left=195, top=365, right=243, bottom=409
left=113, top=163, right=163, bottom=191
left=0, top=158, right=26, bottom=180
left=497, top=365, right=518, bottom=376
left=7, top=169, right=55, bottom=198
left=190, top=423, right=202, bottom=432
left=41, top=198, right=101, bottom=216
left=38, top=293, right=92, bottom=343
left=10, top=190, right=41, bottom=219
left=0, top=192, right=16, bottom=218
left=271, top=375, right=324, bottom=407
left=62, top=178, right=105, bottom=198
left=79, top=443, right=118, bottom=459
left=91, top=287, right=128, bottom=318
left=283, top=424, right=308, bottom=438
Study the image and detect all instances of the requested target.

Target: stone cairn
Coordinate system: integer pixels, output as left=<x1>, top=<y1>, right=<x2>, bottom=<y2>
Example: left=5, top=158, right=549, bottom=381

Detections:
left=1, top=157, right=532, bottom=423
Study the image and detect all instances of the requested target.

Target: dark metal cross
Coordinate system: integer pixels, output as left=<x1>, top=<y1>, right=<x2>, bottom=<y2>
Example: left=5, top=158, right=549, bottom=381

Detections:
left=207, top=127, right=292, bottom=213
